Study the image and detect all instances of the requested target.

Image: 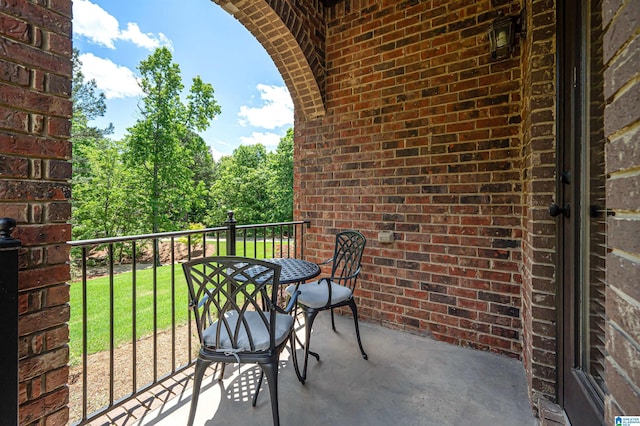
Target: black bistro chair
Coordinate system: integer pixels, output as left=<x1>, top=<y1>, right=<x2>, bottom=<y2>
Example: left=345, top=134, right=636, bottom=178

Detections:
left=285, top=230, right=367, bottom=383
left=182, top=256, right=299, bottom=426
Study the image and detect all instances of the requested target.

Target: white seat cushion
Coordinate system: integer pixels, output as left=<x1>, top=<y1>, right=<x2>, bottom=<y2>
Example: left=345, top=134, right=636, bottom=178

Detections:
left=202, top=310, right=294, bottom=351
left=285, top=280, right=353, bottom=309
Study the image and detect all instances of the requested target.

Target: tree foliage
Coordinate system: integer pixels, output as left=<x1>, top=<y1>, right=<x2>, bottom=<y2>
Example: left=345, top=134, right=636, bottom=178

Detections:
left=71, top=47, right=294, bottom=243
left=125, top=47, right=221, bottom=233
left=210, top=132, right=294, bottom=225
left=72, top=139, right=141, bottom=240
left=71, top=49, right=124, bottom=241
left=266, top=128, right=294, bottom=222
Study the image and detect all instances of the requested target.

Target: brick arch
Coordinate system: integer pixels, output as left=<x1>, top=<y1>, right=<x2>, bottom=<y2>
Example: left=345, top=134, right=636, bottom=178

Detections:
left=211, top=0, right=326, bottom=119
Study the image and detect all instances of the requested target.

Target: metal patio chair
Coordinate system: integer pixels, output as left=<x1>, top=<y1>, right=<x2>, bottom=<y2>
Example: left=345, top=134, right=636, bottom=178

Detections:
left=182, top=256, right=299, bottom=426
left=285, top=230, right=368, bottom=383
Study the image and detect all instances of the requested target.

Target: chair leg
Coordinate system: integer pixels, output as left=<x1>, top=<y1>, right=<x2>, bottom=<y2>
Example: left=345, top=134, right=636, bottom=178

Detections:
left=291, top=309, right=319, bottom=384
left=188, top=357, right=212, bottom=426
left=252, top=370, right=264, bottom=407
left=347, top=300, right=368, bottom=360
left=215, top=362, right=226, bottom=381
left=259, top=361, right=281, bottom=426
left=330, top=307, right=336, bottom=331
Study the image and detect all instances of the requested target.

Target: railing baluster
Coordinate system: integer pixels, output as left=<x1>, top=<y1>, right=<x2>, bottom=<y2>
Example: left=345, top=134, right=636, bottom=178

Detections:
left=67, top=213, right=310, bottom=424
left=82, top=246, right=88, bottom=421
left=263, top=226, right=267, bottom=258
left=132, top=241, right=137, bottom=393
left=153, top=238, right=158, bottom=382
left=109, top=243, right=115, bottom=406
left=242, top=228, right=247, bottom=257
left=171, top=236, right=176, bottom=371
left=253, top=228, right=257, bottom=258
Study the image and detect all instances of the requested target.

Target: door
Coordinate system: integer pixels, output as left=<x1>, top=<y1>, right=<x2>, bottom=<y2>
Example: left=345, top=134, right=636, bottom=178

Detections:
left=555, top=1, right=607, bottom=425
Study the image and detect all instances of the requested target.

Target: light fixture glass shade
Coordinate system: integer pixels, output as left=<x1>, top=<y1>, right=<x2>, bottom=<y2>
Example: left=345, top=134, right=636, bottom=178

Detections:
left=489, top=16, right=515, bottom=59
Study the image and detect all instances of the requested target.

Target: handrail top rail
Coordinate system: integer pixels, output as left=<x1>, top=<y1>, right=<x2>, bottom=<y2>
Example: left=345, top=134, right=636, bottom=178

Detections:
left=67, top=219, right=310, bottom=247
left=236, top=219, right=310, bottom=230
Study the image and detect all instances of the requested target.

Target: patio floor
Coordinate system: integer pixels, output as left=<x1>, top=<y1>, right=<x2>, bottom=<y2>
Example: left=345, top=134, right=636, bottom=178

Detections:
left=129, top=314, right=537, bottom=426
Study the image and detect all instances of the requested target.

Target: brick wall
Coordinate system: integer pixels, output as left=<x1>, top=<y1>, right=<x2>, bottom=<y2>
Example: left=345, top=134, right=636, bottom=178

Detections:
left=520, top=0, right=558, bottom=403
left=602, top=0, right=640, bottom=418
left=295, top=0, right=525, bottom=358
left=0, top=1, right=73, bottom=424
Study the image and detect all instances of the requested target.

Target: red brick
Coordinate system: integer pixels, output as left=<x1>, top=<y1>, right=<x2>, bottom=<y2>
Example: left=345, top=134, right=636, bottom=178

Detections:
left=1, top=83, right=72, bottom=117
left=0, top=202, right=29, bottom=221
left=2, top=1, right=71, bottom=36
left=0, top=154, right=29, bottom=177
left=44, top=366, right=68, bottom=393
left=44, top=325, right=68, bottom=351
left=18, top=346, right=68, bottom=383
left=607, top=288, right=640, bottom=344
left=14, top=224, right=71, bottom=246
left=0, top=59, right=30, bottom=86
left=44, top=407, right=69, bottom=426
left=47, top=116, right=71, bottom=138
left=18, top=386, right=68, bottom=425
left=0, top=14, right=29, bottom=43
left=48, top=31, right=72, bottom=56
left=0, top=106, right=29, bottom=132
left=0, top=180, right=71, bottom=201
left=605, top=358, right=640, bottom=415
left=18, top=304, right=69, bottom=336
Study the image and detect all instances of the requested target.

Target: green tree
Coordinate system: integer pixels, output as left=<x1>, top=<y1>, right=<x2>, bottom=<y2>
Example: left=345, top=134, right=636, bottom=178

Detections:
left=211, top=144, right=270, bottom=225
left=266, top=128, right=294, bottom=222
left=71, top=48, right=122, bottom=241
left=72, top=139, right=141, bottom=241
left=71, top=49, right=111, bottom=140
left=208, top=129, right=294, bottom=226
left=184, top=130, right=217, bottom=224
left=125, top=47, right=221, bottom=237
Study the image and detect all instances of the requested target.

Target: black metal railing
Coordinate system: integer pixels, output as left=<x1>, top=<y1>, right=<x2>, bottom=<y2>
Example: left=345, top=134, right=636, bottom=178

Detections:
left=0, top=218, right=19, bottom=425
left=67, top=212, right=310, bottom=425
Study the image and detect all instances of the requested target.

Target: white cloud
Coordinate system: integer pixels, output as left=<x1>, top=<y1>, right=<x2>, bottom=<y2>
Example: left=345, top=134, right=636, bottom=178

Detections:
left=238, top=84, right=293, bottom=130
left=240, top=132, right=283, bottom=149
left=73, top=0, right=120, bottom=48
left=73, top=0, right=172, bottom=50
left=79, top=53, right=142, bottom=99
left=118, top=22, right=172, bottom=51
left=209, top=146, right=227, bottom=161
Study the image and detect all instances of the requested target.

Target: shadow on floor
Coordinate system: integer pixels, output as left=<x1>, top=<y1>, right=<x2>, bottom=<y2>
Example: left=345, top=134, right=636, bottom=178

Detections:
left=135, top=314, right=537, bottom=426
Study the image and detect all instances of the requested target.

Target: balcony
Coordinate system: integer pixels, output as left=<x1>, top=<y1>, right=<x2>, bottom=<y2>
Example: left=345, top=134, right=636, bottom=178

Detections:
left=62, top=214, right=535, bottom=425
left=90, top=315, right=535, bottom=425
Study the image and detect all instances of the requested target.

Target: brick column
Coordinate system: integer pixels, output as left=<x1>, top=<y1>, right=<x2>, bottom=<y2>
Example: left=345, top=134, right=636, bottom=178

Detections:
left=520, top=0, right=559, bottom=404
left=602, top=0, right=640, bottom=419
left=0, top=1, right=73, bottom=424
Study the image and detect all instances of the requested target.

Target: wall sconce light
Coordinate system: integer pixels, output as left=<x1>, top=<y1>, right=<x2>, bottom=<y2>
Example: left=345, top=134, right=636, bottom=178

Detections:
left=489, top=9, right=526, bottom=59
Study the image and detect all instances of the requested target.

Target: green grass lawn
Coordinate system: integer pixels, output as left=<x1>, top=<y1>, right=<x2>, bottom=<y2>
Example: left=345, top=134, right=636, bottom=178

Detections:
left=69, top=241, right=287, bottom=365
left=69, top=264, right=188, bottom=365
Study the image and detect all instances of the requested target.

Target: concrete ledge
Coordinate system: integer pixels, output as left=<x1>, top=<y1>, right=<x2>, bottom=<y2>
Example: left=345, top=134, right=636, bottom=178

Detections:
left=535, top=395, right=571, bottom=425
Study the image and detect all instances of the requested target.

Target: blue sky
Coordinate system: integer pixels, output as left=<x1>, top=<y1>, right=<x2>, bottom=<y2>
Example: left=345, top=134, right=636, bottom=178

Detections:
left=72, top=0, right=294, bottom=159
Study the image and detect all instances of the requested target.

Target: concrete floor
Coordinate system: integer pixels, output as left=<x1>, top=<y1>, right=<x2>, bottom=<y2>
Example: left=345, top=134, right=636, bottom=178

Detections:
left=135, top=314, right=537, bottom=426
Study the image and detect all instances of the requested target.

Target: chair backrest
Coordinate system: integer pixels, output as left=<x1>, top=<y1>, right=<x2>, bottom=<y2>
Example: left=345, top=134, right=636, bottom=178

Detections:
left=330, top=230, right=366, bottom=291
left=182, top=256, right=282, bottom=352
